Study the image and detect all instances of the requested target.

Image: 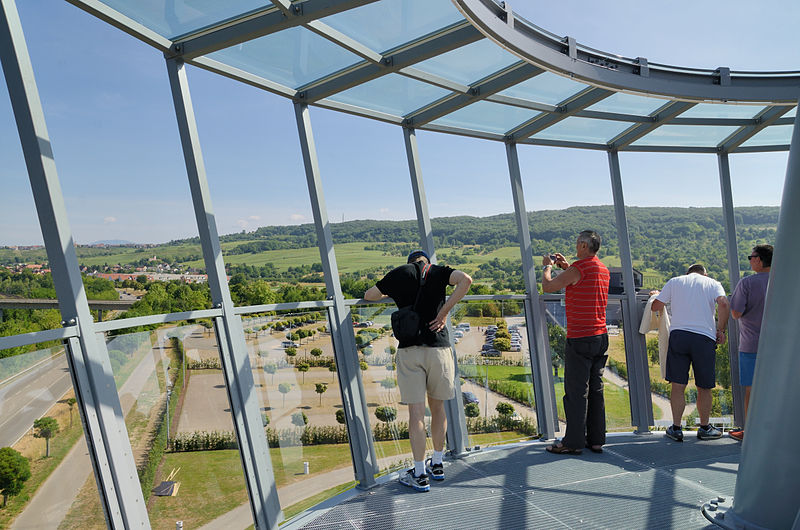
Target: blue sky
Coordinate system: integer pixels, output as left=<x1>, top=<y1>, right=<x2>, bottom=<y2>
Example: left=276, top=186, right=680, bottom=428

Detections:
left=0, top=0, right=797, bottom=245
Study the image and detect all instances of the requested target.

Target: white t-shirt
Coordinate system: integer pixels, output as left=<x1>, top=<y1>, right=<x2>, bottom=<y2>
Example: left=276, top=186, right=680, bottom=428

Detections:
left=656, top=273, right=726, bottom=340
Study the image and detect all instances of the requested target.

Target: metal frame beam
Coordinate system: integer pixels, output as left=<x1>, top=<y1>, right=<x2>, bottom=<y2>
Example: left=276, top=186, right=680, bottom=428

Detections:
left=403, top=127, right=468, bottom=455
left=0, top=0, right=149, bottom=526
left=718, top=105, right=793, bottom=152
left=505, top=142, right=558, bottom=439
left=716, top=153, right=745, bottom=426
left=405, top=62, right=543, bottom=127
left=607, top=150, right=653, bottom=432
left=508, top=87, right=613, bottom=141
left=294, top=102, right=378, bottom=487
left=608, top=101, right=696, bottom=150
left=166, top=57, right=281, bottom=529
left=299, top=22, right=482, bottom=103
left=456, top=0, right=800, bottom=103
left=170, top=0, right=381, bottom=60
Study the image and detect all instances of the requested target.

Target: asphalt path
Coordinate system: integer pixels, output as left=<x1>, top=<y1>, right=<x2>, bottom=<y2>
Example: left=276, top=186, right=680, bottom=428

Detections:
left=0, top=352, right=72, bottom=448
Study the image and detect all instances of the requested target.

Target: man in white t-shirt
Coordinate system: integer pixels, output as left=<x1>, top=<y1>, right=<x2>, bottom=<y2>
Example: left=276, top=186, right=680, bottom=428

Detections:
left=652, top=264, right=729, bottom=442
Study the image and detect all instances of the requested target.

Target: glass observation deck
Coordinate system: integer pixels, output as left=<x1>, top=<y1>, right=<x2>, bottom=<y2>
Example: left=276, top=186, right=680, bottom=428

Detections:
left=1, top=0, right=798, bottom=529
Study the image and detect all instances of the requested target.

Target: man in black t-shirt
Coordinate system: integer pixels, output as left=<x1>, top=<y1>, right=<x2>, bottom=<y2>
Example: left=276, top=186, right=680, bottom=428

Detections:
left=364, top=250, right=472, bottom=492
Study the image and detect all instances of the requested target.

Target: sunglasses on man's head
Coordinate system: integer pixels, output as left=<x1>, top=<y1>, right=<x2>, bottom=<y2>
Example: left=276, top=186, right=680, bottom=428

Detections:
left=748, top=255, right=759, bottom=260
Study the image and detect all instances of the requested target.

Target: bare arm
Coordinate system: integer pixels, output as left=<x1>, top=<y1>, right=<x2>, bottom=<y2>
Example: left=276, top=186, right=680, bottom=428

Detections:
left=715, top=296, right=730, bottom=344
left=428, top=270, right=472, bottom=332
left=541, top=265, right=580, bottom=293
left=731, top=309, right=743, bottom=319
left=651, top=299, right=666, bottom=312
left=363, top=285, right=386, bottom=301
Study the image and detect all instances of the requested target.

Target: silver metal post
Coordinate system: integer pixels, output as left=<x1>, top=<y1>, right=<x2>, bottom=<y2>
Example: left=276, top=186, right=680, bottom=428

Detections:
left=607, top=150, right=653, bottom=432
left=717, top=152, right=744, bottom=426
left=404, top=127, right=468, bottom=455
left=166, top=57, right=280, bottom=529
left=505, top=142, right=558, bottom=439
left=0, top=1, right=148, bottom=527
left=720, top=103, right=800, bottom=530
left=294, top=102, right=377, bottom=487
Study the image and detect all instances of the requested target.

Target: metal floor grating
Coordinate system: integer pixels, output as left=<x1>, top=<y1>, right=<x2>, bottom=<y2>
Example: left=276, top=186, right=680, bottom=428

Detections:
left=286, top=433, right=740, bottom=530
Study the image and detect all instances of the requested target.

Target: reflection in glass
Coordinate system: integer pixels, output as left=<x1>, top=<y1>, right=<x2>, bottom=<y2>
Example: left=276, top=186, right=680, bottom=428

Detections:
left=90, top=323, right=254, bottom=528
left=740, top=124, right=794, bottom=148
left=497, top=72, right=588, bottom=105
left=586, top=92, right=667, bottom=116
left=679, top=103, right=762, bottom=119
left=413, top=40, right=521, bottom=86
left=242, top=309, right=356, bottom=520
left=631, top=124, right=739, bottom=147
left=431, top=100, right=541, bottom=135
left=451, top=300, right=538, bottom=448
left=329, top=74, right=451, bottom=117
left=0, top=343, right=99, bottom=529
left=531, top=117, right=634, bottom=144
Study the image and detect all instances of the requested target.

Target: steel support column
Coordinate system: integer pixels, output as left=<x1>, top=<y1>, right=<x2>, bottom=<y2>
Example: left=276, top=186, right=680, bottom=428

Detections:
left=505, top=142, right=558, bottom=439
left=403, top=127, right=468, bottom=455
left=716, top=153, right=744, bottom=426
left=166, top=58, right=280, bottom=529
left=0, top=0, right=148, bottom=526
left=705, top=102, right=800, bottom=530
left=294, top=102, right=377, bottom=487
left=607, top=150, right=653, bottom=432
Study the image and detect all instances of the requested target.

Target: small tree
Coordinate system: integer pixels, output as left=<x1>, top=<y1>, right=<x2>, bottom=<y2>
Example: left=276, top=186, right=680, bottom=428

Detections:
left=380, top=377, right=396, bottom=390
left=362, top=346, right=373, bottom=356
left=359, top=360, right=368, bottom=372
left=548, top=323, right=567, bottom=379
left=264, top=363, right=277, bottom=384
left=33, top=416, right=60, bottom=457
left=646, top=337, right=659, bottom=364
left=375, top=406, right=397, bottom=423
left=329, top=361, right=337, bottom=381
left=335, top=409, right=346, bottom=424
left=493, top=337, right=511, bottom=351
left=291, top=411, right=308, bottom=427
left=310, top=348, right=323, bottom=360
left=285, top=347, right=297, bottom=359
left=385, top=345, right=396, bottom=355
left=278, top=383, right=292, bottom=407
left=465, top=402, right=480, bottom=418
left=66, top=397, right=77, bottom=429
left=496, top=402, right=515, bottom=417
left=296, top=362, right=310, bottom=383
left=0, top=447, right=31, bottom=507
left=315, top=382, right=328, bottom=405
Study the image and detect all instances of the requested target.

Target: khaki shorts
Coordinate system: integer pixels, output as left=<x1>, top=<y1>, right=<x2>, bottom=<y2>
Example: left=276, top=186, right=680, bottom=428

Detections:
left=396, top=345, right=455, bottom=403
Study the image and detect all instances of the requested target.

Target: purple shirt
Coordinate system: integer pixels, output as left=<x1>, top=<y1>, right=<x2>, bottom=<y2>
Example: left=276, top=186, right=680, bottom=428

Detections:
left=730, top=271, right=770, bottom=352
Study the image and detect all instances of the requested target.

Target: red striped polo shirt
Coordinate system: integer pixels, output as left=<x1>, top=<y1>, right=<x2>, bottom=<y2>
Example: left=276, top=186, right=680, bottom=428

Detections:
left=565, top=255, right=610, bottom=338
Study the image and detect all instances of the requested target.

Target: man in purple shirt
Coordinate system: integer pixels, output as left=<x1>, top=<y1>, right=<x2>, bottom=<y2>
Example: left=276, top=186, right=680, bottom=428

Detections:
left=728, top=244, right=772, bottom=441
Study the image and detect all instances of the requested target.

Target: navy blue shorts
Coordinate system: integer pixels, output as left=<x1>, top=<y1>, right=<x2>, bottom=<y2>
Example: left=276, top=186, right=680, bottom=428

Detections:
left=738, top=352, right=757, bottom=387
left=665, top=330, right=717, bottom=389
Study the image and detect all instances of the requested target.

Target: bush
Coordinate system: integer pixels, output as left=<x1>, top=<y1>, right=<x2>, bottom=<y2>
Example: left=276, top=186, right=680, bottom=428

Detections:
left=464, top=402, right=480, bottom=418
left=375, top=406, right=397, bottom=423
left=646, top=337, right=659, bottom=364
left=495, top=402, right=515, bottom=416
left=608, top=358, right=627, bottom=379
left=335, top=409, right=345, bottom=424
left=291, top=411, right=309, bottom=427
left=187, top=358, right=221, bottom=370
left=493, top=337, right=511, bottom=351
left=466, top=415, right=536, bottom=437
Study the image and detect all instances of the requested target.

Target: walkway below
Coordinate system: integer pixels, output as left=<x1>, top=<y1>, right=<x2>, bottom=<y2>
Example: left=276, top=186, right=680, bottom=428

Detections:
left=286, top=432, right=739, bottom=529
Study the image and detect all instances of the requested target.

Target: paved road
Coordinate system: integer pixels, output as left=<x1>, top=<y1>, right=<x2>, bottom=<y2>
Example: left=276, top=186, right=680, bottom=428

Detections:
left=0, top=352, right=71, bottom=448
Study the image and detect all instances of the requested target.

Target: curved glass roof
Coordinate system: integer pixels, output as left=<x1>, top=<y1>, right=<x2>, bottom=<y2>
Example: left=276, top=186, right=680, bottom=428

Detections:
left=71, top=0, right=798, bottom=152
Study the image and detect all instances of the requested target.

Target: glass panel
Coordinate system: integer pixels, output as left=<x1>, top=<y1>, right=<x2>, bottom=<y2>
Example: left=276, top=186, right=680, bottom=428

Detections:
left=532, top=117, right=635, bottom=144
left=497, top=72, right=589, bottom=105
left=186, top=70, right=324, bottom=306
left=585, top=92, right=667, bottom=116
left=431, top=101, right=541, bottom=135
left=321, top=0, right=464, bottom=53
left=96, top=323, right=254, bottom=528
left=740, top=124, right=794, bottom=148
left=786, top=106, right=797, bottom=118
left=208, top=27, right=362, bottom=90
left=679, top=103, right=763, bottom=119
left=243, top=309, right=357, bottom=520
left=631, top=125, right=740, bottom=147
left=92, top=0, right=272, bottom=40
left=0, top=342, right=100, bottom=529
left=453, top=300, right=539, bottom=448
left=413, top=40, right=520, bottom=86
left=328, top=73, right=451, bottom=117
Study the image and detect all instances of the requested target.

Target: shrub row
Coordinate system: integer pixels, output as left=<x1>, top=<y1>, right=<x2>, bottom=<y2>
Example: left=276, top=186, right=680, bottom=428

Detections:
left=607, top=358, right=628, bottom=379
left=139, top=337, right=184, bottom=499
left=187, top=358, right=221, bottom=370
left=466, top=415, right=537, bottom=437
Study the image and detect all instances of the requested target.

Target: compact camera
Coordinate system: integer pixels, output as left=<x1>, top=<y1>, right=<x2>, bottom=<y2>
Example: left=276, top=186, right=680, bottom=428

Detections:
left=548, top=254, right=557, bottom=262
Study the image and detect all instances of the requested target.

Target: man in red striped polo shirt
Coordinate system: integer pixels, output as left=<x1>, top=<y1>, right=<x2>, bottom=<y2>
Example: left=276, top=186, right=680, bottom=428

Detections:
left=542, top=230, right=611, bottom=455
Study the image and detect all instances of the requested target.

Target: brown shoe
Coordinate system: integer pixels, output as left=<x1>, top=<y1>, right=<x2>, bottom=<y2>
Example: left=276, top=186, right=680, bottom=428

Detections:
left=546, top=442, right=582, bottom=455
left=729, top=429, right=744, bottom=441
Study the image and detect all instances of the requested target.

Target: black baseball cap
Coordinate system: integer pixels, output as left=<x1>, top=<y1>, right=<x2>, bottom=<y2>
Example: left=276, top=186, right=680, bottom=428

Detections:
left=407, top=250, right=429, bottom=263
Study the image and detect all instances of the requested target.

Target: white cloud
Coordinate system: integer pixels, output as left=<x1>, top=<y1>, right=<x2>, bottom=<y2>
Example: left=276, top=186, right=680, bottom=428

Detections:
left=103, top=216, right=117, bottom=224
left=379, top=208, right=389, bottom=214
left=248, top=215, right=261, bottom=221
left=290, top=214, right=306, bottom=222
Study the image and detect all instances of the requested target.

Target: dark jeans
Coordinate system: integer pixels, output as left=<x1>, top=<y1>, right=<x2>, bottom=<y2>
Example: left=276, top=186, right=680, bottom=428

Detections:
left=563, top=333, right=609, bottom=449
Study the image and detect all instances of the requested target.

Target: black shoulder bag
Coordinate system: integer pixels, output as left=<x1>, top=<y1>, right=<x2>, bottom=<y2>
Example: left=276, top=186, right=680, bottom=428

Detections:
left=391, top=263, right=431, bottom=343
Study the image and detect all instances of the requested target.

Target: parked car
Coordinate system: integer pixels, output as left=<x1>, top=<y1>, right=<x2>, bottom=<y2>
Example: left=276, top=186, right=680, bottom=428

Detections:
left=281, top=340, right=299, bottom=348
left=481, top=349, right=501, bottom=357
left=456, top=323, right=471, bottom=331
left=510, top=345, right=521, bottom=352
left=462, top=391, right=479, bottom=406
left=453, top=330, right=464, bottom=338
